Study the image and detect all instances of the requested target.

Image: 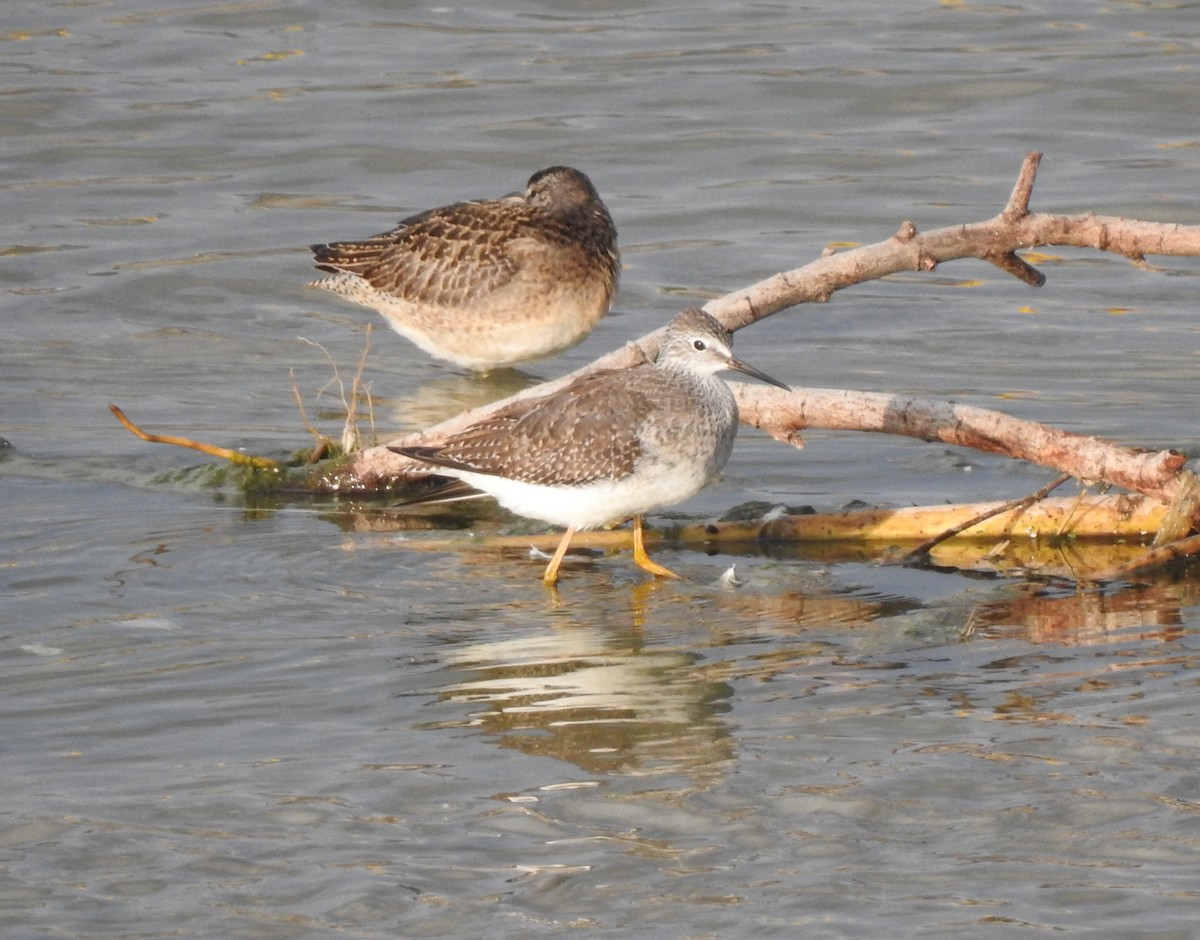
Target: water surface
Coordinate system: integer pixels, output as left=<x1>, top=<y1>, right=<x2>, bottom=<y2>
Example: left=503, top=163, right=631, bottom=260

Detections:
left=4, top=2, right=1200, bottom=937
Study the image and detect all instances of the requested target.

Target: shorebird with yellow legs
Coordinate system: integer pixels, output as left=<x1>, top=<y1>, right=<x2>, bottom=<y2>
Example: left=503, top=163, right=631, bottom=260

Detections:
left=392, top=308, right=789, bottom=584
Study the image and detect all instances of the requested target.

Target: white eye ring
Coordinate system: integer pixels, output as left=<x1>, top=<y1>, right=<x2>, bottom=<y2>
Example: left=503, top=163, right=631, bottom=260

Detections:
left=692, top=339, right=706, bottom=351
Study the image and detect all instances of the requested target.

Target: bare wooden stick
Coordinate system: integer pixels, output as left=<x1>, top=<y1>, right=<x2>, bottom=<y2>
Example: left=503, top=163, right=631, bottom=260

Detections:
left=732, top=386, right=1191, bottom=505
left=899, top=474, right=1073, bottom=564
left=110, top=404, right=279, bottom=470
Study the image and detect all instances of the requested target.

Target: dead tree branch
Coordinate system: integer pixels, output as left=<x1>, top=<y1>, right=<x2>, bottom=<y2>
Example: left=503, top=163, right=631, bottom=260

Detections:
left=329, top=152, right=1200, bottom=514
left=706, top=151, right=1199, bottom=330
left=732, top=387, right=1190, bottom=505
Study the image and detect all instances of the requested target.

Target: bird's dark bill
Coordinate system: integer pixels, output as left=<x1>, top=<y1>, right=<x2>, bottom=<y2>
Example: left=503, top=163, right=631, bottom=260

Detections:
left=727, top=356, right=790, bottom=391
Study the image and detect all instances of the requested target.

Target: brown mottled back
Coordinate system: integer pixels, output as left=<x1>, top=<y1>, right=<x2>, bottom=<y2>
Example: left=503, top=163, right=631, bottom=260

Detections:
left=310, top=166, right=618, bottom=311
left=400, top=368, right=655, bottom=486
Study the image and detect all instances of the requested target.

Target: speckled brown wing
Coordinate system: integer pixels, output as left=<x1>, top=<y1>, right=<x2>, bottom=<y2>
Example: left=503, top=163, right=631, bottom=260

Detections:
left=310, top=198, right=532, bottom=307
left=396, top=368, right=658, bottom=487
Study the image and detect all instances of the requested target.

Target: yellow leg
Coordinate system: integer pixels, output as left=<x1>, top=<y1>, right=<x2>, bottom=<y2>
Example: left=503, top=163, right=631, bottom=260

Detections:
left=631, top=516, right=683, bottom=580
left=542, top=526, right=577, bottom=585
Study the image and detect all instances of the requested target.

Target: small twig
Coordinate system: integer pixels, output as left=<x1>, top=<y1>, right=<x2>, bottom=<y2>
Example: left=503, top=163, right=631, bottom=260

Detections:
left=298, top=337, right=346, bottom=407
left=109, top=404, right=278, bottom=470
left=298, top=331, right=375, bottom=453
left=900, top=474, right=1072, bottom=564
left=1054, top=481, right=1102, bottom=537
left=984, top=249, right=1046, bottom=287
left=1002, top=151, right=1041, bottom=221
left=346, top=325, right=376, bottom=452
left=289, top=368, right=330, bottom=462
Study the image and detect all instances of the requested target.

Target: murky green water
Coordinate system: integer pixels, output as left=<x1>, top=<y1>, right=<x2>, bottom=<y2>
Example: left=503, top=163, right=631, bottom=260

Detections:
left=4, top=2, right=1200, bottom=937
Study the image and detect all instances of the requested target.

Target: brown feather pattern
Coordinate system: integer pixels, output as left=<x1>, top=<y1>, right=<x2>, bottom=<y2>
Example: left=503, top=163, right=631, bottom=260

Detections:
left=310, top=167, right=618, bottom=315
left=401, top=368, right=653, bottom=486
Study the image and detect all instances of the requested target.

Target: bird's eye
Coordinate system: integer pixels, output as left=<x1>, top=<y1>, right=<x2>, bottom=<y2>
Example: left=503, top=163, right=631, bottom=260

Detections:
left=692, top=339, right=706, bottom=351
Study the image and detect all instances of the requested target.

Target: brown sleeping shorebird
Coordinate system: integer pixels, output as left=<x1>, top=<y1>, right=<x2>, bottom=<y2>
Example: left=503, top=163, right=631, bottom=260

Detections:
left=390, top=308, right=790, bottom=585
left=308, top=166, right=619, bottom=371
